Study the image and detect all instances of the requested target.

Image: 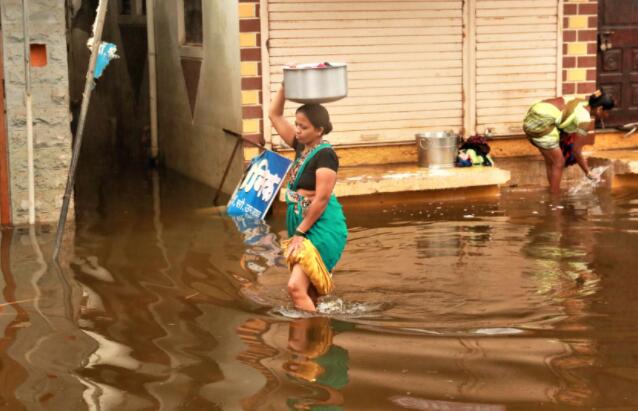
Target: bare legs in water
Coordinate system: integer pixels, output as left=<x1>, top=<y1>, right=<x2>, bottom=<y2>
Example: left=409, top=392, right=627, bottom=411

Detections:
left=539, top=147, right=564, bottom=194
left=287, top=264, right=319, bottom=312
left=539, top=137, right=592, bottom=194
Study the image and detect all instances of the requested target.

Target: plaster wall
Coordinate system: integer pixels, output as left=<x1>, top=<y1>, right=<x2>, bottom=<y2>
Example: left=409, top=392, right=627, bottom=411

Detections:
left=155, top=0, right=243, bottom=192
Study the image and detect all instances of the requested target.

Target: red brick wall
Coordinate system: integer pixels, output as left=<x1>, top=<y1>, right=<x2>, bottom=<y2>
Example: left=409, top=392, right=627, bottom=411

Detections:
left=562, top=0, right=599, bottom=97
left=238, top=0, right=263, bottom=159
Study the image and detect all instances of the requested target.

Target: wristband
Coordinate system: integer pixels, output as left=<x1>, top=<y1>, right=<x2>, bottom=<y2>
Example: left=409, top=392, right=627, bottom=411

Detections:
left=294, top=229, right=306, bottom=237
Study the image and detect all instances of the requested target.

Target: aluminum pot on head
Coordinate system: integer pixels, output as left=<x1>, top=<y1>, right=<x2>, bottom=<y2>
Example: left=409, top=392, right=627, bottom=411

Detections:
left=283, top=62, right=348, bottom=104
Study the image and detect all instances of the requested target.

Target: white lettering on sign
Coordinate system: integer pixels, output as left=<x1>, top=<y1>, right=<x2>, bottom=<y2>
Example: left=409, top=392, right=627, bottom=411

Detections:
left=239, top=159, right=283, bottom=203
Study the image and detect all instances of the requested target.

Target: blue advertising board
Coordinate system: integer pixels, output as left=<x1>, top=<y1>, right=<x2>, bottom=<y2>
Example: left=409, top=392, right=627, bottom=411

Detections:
left=227, top=150, right=293, bottom=219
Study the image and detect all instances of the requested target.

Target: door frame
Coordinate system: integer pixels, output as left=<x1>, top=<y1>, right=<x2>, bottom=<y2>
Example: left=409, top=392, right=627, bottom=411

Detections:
left=0, top=27, right=11, bottom=226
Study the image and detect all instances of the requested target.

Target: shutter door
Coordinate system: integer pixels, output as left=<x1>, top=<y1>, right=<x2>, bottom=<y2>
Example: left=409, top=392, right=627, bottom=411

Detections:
left=267, top=0, right=464, bottom=147
left=475, top=0, right=560, bottom=136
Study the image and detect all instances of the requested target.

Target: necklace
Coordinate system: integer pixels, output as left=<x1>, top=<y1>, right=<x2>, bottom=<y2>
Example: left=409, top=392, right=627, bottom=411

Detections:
left=302, top=139, right=324, bottom=154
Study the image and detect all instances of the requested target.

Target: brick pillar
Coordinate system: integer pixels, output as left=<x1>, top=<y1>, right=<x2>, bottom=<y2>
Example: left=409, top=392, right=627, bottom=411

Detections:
left=238, top=0, right=263, bottom=160
left=563, top=0, right=598, bottom=97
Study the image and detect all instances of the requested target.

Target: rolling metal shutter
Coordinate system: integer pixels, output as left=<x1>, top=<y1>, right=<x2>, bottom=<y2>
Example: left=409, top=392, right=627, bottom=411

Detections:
left=474, top=0, right=561, bottom=136
left=266, top=0, right=464, bottom=147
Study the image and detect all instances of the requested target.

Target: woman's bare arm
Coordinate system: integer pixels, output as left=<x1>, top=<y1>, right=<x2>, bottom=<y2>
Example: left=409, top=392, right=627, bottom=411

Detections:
left=268, top=86, right=296, bottom=148
left=573, top=122, right=595, bottom=176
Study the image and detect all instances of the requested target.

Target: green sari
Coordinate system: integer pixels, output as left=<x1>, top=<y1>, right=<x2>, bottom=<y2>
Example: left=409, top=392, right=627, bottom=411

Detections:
left=286, top=143, right=347, bottom=272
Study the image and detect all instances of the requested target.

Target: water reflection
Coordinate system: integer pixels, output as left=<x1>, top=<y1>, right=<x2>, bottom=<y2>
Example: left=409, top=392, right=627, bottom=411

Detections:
left=0, top=226, right=90, bottom=410
left=236, top=317, right=350, bottom=411
left=519, top=197, right=601, bottom=334
left=1, top=166, right=638, bottom=409
left=235, top=315, right=600, bottom=409
left=284, top=317, right=349, bottom=410
left=71, top=169, right=259, bottom=409
left=0, top=228, right=28, bottom=410
left=231, top=216, right=284, bottom=277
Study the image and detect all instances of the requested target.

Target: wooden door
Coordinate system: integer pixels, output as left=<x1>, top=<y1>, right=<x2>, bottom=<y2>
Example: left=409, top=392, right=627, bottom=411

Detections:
left=597, top=0, right=638, bottom=126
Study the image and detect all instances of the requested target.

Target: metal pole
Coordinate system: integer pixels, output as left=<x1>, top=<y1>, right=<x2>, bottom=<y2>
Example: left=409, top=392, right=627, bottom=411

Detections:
left=212, top=137, right=242, bottom=206
left=53, top=0, right=109, bottom=260
left=212, top=129, right=266, bottom=205
left=22, top=0, right=35, bottom=224
left=146, top=0, right=159, bottom=162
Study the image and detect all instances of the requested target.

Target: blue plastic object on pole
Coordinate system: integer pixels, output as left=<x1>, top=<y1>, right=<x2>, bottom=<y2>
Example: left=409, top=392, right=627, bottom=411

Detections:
left=94, top=42, right=118, bottom=79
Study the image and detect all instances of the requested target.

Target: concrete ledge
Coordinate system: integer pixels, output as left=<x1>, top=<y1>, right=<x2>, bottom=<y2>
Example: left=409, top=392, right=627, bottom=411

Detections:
left=269, top=131, right=638, bottom=168
left=280, top=164, right=510, bottom=202
left=613, top=174, right=638, bottom=189
left=336, top=185, right=503, bottom=210
left=336, top=164, right=510, bottom=197
left=590, top=150, right=638, bottom=174
left=590, top=150, right=638, bottom=189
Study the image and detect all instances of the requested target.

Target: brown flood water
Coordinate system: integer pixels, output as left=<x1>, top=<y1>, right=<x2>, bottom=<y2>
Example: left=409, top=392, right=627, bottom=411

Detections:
left=1, top=164, right=638, bottom=410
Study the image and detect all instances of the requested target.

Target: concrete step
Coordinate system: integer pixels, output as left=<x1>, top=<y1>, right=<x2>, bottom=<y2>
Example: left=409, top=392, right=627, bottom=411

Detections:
left=590, top=149, right=638, bottom=188
left=336, top=164, right=511, bottom=197
left=280, top=164, right=511, bottom=204
left=266, top=131, right=638, bottom=168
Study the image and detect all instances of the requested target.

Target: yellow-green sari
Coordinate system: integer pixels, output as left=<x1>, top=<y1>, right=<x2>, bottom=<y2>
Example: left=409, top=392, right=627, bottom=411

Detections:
left=523, top=99, right=591, bottom=150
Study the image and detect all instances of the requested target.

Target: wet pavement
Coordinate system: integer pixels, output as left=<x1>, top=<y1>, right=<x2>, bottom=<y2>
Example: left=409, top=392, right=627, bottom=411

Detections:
left=1, top=162, right=638, bottom=410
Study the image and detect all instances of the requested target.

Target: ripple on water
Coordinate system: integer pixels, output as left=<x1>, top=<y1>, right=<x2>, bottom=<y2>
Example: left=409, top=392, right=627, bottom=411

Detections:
left=238, top=187, right=638, bottom=340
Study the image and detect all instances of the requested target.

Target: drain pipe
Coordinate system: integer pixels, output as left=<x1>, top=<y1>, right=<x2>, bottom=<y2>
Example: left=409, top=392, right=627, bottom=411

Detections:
left=22, top=0, right=35, bottom=224
left=146, top=0, right=159, bottom=163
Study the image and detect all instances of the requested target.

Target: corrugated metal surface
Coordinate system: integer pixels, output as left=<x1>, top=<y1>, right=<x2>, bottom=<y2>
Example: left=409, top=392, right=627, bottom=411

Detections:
left=475, top=0, right=560, bottom=136
left=267, top=0, right=464, bottom=147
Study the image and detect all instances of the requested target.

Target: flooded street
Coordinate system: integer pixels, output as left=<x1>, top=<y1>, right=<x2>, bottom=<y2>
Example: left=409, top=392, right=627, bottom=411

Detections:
left=1, top=165, right=638, bottom=410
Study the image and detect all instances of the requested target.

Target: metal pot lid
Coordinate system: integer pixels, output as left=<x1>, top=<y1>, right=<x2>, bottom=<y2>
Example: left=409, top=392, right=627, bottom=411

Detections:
left=415, top=131, right=453, bottom=138
left=284, top=62, right=347, bottom=70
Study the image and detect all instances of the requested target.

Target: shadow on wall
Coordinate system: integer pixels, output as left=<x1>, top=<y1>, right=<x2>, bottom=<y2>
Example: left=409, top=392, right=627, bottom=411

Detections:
left=67, top=0, right=150, bottom=171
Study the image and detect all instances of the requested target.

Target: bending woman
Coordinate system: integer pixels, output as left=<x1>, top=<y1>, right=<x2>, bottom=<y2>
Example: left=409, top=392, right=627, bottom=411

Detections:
left=269, top=84, right=348, bottom=312
left=523, top=90, right=615, bottom=193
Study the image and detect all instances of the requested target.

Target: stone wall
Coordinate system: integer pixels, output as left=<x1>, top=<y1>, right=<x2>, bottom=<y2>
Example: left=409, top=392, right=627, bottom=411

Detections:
left=1, top=0, right=72, bottom=224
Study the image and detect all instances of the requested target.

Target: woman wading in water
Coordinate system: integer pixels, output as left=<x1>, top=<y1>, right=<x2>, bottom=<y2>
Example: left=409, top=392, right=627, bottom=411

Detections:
left=269, top=84, right=348, bottom=312
left=523, top=90, right=615, bottom=193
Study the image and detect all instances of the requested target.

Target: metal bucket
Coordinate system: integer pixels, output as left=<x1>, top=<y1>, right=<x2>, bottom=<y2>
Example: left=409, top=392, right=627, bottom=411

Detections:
left=415, top=131, right=459, bottom=168
left=283, top=63, right=347, bottom=104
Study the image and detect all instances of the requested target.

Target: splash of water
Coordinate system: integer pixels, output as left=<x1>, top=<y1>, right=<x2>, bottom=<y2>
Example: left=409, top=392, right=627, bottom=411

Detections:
left=271, top=297, right=388, bottom=319
left=567, top=165, right=609, bottom=195
left=316, top=297, right=387, bottom=317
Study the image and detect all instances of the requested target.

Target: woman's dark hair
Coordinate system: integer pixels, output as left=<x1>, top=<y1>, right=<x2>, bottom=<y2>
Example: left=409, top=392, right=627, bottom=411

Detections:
left=589, top=90, right=615, bottom=110
left=296, top=104, right=333, bottom=135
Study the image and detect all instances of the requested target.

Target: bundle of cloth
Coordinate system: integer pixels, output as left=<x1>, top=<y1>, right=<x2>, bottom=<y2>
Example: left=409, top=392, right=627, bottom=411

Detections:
left=456, top=135, right=493, bottom=167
